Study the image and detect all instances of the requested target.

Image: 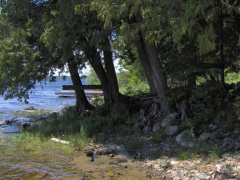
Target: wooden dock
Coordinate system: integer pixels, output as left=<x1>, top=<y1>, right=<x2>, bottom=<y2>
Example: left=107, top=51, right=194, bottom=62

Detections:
left=55, top=91, right=103, bottom=97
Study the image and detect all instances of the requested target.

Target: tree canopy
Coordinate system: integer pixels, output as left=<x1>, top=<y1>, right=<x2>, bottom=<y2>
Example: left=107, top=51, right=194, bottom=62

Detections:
left=1, top=0, right=240, bottom=124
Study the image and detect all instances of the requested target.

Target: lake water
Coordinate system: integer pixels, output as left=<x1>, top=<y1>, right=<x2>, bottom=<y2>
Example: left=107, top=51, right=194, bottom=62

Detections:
left=0, top=76, right=84, bottom=122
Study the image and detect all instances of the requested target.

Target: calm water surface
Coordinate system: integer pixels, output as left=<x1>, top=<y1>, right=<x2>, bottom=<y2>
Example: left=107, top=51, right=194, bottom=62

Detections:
left=0, top=76, right=84, bottom=123
left=0, top=76, right=77, bottom=113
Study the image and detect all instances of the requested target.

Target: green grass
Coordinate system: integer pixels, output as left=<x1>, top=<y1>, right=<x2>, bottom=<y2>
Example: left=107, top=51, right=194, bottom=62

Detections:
left=124, top=136, right=144, bottom=153
left=0, top=132, right=79, bottom=164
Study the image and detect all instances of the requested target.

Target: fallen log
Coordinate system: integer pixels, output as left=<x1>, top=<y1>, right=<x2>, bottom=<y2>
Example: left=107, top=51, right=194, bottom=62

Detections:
left=51, top=138, right=70, bottom=145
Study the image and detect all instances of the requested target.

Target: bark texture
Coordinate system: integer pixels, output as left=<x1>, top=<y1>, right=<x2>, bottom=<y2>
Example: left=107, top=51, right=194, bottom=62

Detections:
left=83, top=44, right=113, bottom=109
left=103, top=35, right=120, bottom=103
left=137, top=33, right=158, bottom=94
left=67, top=60, right=94, bottom=113
left=135, top=13, right=171, bottom=116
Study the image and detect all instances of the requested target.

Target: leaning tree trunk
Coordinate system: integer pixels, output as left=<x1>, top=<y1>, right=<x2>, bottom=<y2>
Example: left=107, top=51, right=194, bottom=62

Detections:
left=103, top=35, right=120, bottom=103
left=67, top=60, right=94, bottom=113
left=135, top=13, right=171, bottom=117
left=83, top=44, right=114, bottom=109
left=137, top=33, right=158, bottom=94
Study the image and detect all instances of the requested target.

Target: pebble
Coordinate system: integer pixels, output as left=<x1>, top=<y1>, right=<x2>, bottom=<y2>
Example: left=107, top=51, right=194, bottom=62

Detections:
left=86, top=151, right=93, bottom=157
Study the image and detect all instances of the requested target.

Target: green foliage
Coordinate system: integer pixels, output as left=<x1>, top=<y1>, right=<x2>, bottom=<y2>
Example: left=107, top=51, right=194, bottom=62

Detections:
left=118, top=60, right=150, bottom=95
left=28, top=102, right=136, bottom=139
left=151, top=133, right=166, bottom=144
left=209, top=146, right=220, bottom=159
left=80, top=102, right=135, bottom=137
left=194, top=139, right=219, bottom=155
left=149, top=149, right=161, bottom=159
left=9, top=131, right=75, bottom=155
left=151, top=127, right=166, bottom=144
left=180, top=118, right=194, bottom=131
left=86, top=67, right=101, bottom=85
left=177, top=151, right=189, bottom=160
left=188, top=83, right=233, bottom=129
left=124, top=136, right=144, bottom=151
left=90, top=96, right=105, bottom=106
left=28, top=108, right=80, bottom=137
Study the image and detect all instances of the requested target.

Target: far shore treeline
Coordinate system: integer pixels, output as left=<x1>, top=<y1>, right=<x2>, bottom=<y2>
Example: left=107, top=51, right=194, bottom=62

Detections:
left=0, top=0, right=240, bottom=131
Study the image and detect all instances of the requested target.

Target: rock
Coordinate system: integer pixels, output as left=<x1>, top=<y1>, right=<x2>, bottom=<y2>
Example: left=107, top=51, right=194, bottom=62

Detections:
left=5, top=120, right=12, bottom=125
left=181, top=141, right=195, bottom=148
left=225, top=143, right=234, bottom=151
left=165, top=126, right=179, bottom=136
left=176, top=130, right=195, bottom=144
left=211, top=129, right=224, bottom=139
left=162, top=113, right=179, bottom=127
left=86, top=151, right=93, bottom=157
left=109, top=153, right=114, bottom=157
left=146, top=162, right=153, bottom=168
left=96, top=149, right=103, bottom=155
left=234, top=129, right=240, bottom=134
left=133, top=123, right=145, bottom=131
left=172, top=177, right=181, bottom=180
left=32, top=114, right=47, bottom=121
left=223, top=132, right=231, bottom=138
left=143, top=125, right=151, bottom=133
left=152, top=124, right=160, bottom=133
left=209, top=124, right=218, bottom=131
left=170, top=160, right=178, bottom=166
left=22, top=122, right=31, bottom=129
left=234, top=142, right=240, bottom=151
left=230, top=135, right=237, bottom=141
left=215, top=164, right=225, bottom=172
left=160, top=161, right=169, bottom=168
left=96, top=148, right=113, bottom=155
left=24, top=107, right=36, bottom=110
left=48, top=112, right=58, bottom=119
left=199, top=133, right=211, bottom=140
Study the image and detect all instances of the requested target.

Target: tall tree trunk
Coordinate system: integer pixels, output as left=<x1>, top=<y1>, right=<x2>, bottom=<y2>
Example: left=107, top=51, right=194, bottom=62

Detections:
left=67, top=60, right=94, bottom=113
left=139, top=30, right=169, bottom=98
left=137, top=33, right=158, bottom=94
left=220, top=7, right=225, bottom=85
left=187, top=74, right=196, bottom=87
left=188, top=58, right=197, bottom=88
left=103, top=35, right=120, bottom=103
left=135, top=13, right=171, bottom=116
left=83, top=44, right=114, bottom=109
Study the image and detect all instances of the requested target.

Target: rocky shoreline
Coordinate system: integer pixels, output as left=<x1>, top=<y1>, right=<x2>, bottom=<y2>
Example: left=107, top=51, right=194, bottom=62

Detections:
left=1, top=108, right=240, bottom=179
left=0, top=108, right=59, bottom=139
left=80, top=132, right=240, bottom=179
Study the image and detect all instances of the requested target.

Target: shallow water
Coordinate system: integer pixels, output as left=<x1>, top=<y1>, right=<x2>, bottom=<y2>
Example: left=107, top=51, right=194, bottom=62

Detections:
left=0, top=159, right=82, bottom=179
left=0, top=145, right=155, bottom=180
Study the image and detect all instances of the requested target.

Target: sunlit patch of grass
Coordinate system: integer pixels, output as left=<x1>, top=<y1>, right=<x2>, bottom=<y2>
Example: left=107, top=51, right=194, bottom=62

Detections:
left=0, top=131, right=90, bottom=165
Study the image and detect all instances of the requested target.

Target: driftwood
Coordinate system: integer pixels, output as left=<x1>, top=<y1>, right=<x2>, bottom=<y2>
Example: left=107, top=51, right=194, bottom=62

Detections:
left=51, top=138, right=70, bottom=145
